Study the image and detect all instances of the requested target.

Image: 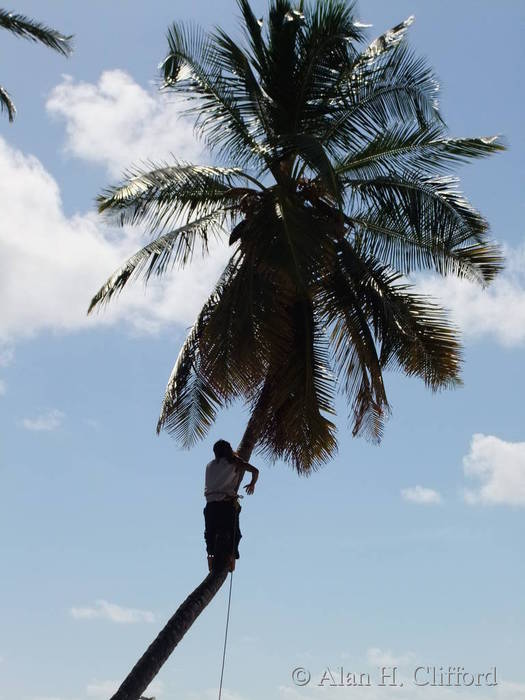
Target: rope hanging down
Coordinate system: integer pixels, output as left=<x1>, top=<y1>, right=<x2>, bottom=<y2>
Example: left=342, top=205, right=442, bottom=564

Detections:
left=218, top=570, right=234, bottom=700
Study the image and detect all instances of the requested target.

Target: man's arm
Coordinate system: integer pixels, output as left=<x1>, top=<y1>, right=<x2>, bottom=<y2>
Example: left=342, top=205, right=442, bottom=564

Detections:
left=233, top=456, right=259, bottom=495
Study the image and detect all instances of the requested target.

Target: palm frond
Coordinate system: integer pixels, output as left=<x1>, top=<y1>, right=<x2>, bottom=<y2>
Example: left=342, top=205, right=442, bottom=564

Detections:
left=360, top=14, right=414, bottom=60
left=335, top=124, right=506, bottom=178
left=160, top=22, right=266, bottom=167
left=322, top=43, right=442, bottom=157
left=156, top=256, right=241, bottom=444
left=338, top=240, right=462, bottom=390
left=210, top=26, right=275, bottom=155
left=157, top=324, right=222, bottom=447
left=98, top=162, right=260, bottom=231
left=285, top=133, right=342, bottom=199
left=346, top=172, right=504, bottom=284
left=0, top=83, right=15, bottom=121
left=254, top=298, right=338, bottom=473
left=0, top=9, right=72, bottom=55
left=282, top=0, right=365, bottom=133
left=236, top=0, right=268, bottom=74
left=88, top=214, right=223, bottom=314
left=195, top=247, right=286, bottom=403
left=317, top=253, right=390, bottom=442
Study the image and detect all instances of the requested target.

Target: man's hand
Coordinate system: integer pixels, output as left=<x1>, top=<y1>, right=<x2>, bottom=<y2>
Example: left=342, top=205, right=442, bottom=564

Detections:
left=234, top=458, right=259, bottom=495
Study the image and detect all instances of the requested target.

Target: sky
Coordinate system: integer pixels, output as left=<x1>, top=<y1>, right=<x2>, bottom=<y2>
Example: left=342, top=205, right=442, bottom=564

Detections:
left=0, top=2, right=524, bottom=700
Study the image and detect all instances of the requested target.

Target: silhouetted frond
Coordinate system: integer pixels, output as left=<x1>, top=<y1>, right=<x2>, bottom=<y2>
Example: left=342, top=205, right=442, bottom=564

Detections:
left=0, top=9, right=73, bottom=55
left=0, top=83, right=15, bottom=121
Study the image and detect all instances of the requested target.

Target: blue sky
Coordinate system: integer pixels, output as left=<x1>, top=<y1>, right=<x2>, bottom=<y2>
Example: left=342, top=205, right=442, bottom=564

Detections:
left=0, top=2, right=524, bottom=700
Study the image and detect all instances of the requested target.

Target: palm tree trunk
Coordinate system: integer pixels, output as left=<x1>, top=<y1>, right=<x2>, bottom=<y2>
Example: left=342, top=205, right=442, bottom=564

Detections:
left=108, top=390, right=270, bottom=700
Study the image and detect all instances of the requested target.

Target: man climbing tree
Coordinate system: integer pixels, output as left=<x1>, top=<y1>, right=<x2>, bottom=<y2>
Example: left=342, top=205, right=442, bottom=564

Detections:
left=204, top=439, right=259, bottom=572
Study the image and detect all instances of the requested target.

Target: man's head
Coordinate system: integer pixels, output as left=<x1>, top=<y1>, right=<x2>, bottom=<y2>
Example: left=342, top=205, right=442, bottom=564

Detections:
left=213, top=439, right=234, bottom=461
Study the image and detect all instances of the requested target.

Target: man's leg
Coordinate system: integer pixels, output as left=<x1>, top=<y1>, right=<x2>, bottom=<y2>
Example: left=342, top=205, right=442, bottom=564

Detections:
left=234, top=504, right=242, bottom=560
left=213, top=501, right=237, bottom=572
left=204, top=503, right=218, bottom=572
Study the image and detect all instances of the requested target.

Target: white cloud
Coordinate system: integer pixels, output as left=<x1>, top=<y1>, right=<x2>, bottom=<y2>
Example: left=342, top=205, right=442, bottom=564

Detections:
left=33, top=697, right=80, bottom=700
left=47, top=70, right=202, bottom=177
left=0, top=344, right=14, bottom=366
left=278, top=681, right=525, bottom=700
left=22, top=409, right=64, bottom=432
left=70, top=599, right=155, bottom=623
left=463, top=433, right=525, bottom=506
left=366, top=647, right=416, bottom=667
left=400, top=485, right=442, bottom=505
left=0, top=135, right=229, bottom=343
left=87, top=679, right=163, bottom=698
left=416, top=241, right=525, bottom=347
left=184, top=691, right=246, bottom=700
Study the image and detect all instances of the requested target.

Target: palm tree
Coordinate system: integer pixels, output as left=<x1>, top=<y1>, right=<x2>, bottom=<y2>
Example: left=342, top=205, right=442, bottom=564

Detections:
left=0, top=8, right=72, bottom=121
left=88, top=1, right=504, bottom=698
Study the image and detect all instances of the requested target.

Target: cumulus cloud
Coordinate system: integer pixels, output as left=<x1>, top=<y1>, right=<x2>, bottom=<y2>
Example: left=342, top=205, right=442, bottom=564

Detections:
left=86, top=679, right=163, bottom=698
left=33, top=697, right=79, bottom=700
left=366, top=647, right=416, bottom=668
left=416, top=242, right=525, bottom=347
left=0, top=136, right=229, bottom=343
left=0, top=345, right=13, bottom=366
left=47, top=70, right=203, bottom=177
left=184, top=692, right=247, bottom=700
left=22, top=409, right=64, bottom=432
left=462, top=433, right=525, bottom=506
left=70, top=599, right=155, bottom=623
left=278, top=681, right=525, bottom=700
left=401, top=485, right=442, bottom=505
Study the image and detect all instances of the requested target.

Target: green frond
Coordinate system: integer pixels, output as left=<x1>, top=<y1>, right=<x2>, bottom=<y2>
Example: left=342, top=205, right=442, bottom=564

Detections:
left=317, top=252, right=390, bottom=442
left=346, top=173, right=504, bottom=284
left=87, top=214, right=224, bottom=314
left=338, top=241, right=462, bottom=391
left=254, top=298, right=338, bottom=473
left=236, top=0, right=268, bottom=74
left=348, top=210, right=503, bottom=285
left=156, top=323, right=222, bottom=447
left=194, top=247, right=287, bottom=403
left=360, top=15, right=414, bottom=61
left=335, top=125, right=506, bottom=178
left=210, top=27, right=274, bottom=152
left=322, top=43, right=443, bottom=157
left=0, top=83, right=15, bottom=121
left=160, top=22, right=266, bottom=167
left=156, top=257, right=241, bottom=444
left=285, top=133, right=341, bottom=199
left=288, top=0, right=364, bottom=133
left=97, top=162, right=260, bottom=231
left=0, top=9, right=72, bottom=55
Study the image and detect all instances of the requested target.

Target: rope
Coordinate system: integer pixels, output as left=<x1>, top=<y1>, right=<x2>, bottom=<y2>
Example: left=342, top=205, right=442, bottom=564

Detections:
left=218, top=570, right=234, bottom=700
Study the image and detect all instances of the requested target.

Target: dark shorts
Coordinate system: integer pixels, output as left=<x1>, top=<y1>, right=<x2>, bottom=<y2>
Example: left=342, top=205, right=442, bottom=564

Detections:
left=204, top=500, right=242, bottom=564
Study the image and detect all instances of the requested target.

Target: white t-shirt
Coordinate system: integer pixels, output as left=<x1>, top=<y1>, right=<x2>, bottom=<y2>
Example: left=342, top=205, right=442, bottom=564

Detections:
left=204, top=457, right=241, bottom=503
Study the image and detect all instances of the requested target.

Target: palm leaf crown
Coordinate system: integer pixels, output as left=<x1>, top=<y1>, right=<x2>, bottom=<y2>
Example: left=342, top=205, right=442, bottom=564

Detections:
left=90, top=0, right=504, bottom=473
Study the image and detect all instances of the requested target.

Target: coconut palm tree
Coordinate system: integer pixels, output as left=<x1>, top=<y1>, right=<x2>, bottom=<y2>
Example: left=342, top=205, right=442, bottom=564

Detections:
left=0, top=8, right=72, bottom=121
left=88, top=1, right=504, bottom=698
